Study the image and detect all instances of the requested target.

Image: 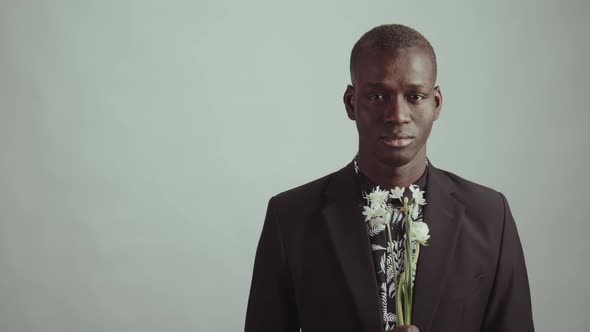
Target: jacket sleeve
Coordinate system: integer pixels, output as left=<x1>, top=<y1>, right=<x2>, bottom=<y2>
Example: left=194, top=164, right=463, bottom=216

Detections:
left=482, top=192, right=535, bottom=332
left=245, top=197, right=300, bottom=332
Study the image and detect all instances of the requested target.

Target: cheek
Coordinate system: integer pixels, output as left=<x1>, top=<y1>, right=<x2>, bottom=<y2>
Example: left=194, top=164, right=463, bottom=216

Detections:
left=354, top=107, right=373, bottom=123
left=354, top=117, right=380, bottom=141
left=357, top=112, right=381, bottom=131
left=412, top=106, right=438, bottom=127
left=415, top=119, right=435, bottom=140
left=355, top=117, right=371, bottom=135
left=356, top=105, right=384, bottom=123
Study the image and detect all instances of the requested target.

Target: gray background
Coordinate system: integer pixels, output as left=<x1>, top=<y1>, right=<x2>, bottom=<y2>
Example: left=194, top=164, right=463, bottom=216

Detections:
left=1, top=0, right=589, bottom=331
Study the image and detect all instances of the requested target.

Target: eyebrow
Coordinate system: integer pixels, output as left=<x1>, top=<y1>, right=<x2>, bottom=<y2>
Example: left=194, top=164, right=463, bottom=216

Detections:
left=365, top=83, right=430, bottom=89
left=407, top=83, right=428, bottom=89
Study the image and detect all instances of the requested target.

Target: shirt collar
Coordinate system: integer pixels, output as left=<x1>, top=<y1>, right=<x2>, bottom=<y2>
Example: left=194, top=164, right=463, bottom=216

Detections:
left=353, top=156, right=429, bottom=201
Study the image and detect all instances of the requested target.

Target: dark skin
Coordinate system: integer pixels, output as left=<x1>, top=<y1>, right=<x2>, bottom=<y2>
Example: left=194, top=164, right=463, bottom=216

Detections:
left=343, top=47, right=442, bottom=190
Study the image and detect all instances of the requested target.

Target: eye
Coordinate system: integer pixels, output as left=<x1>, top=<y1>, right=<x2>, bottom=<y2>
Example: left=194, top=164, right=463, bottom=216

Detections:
left=408, top=94, right=425, bottom=103
left=369, top=94, right=385, bottom=102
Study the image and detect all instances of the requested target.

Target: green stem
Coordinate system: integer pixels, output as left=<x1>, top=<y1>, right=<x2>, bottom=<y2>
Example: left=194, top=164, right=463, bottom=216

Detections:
left=408, top=243, right=416, bottom=323
left=404, top=285, right=411, bottom=325
left=408, top=242, right=423, bottom=321
left=396, top=273, right=405, bottom=326
left=404, top=203, right=413, bottom=324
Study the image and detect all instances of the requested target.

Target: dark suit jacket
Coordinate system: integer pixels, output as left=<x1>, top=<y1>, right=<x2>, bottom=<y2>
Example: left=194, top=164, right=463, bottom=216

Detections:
left=245, top=161, right=534, bottom=332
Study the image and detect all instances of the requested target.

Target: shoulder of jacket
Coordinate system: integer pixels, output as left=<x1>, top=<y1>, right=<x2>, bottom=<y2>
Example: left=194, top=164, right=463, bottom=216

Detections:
left=434, top=167, right=505, bottom=209
left=269, top=171, right=334, bottom=210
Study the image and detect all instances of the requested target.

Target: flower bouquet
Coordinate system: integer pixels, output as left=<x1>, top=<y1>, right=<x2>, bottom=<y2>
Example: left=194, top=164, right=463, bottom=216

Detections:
left=362, top=185, right=430, bottom=326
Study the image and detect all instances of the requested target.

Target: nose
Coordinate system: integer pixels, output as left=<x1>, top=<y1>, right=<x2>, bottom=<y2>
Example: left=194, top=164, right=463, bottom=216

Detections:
left=384, top=95, right=411, bottom=124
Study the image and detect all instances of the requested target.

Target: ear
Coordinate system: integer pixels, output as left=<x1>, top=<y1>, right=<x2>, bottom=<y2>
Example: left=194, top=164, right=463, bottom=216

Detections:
left=433, top=85, right=443, bottom=121
left=343, top=84, right=356, bottom=120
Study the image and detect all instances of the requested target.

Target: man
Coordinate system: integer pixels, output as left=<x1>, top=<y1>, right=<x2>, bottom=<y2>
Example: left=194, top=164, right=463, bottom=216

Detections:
left=245, top=24, right=534, bottom=332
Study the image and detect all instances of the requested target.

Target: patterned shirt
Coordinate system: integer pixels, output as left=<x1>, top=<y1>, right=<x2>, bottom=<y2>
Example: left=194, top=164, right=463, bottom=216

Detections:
left=353, top=158, right=429, bottom=330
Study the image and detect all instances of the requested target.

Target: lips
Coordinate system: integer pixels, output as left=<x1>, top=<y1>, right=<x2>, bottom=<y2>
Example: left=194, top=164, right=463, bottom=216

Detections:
left=380, top=135, right=415, bottom=148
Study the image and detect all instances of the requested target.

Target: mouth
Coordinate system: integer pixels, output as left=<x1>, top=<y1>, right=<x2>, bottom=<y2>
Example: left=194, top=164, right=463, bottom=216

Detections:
left=380, top=135, right=415, bottom=148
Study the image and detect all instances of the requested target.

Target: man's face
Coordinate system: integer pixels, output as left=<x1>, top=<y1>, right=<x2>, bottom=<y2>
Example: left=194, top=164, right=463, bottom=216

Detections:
left=344, top=47, right=442, bottom=167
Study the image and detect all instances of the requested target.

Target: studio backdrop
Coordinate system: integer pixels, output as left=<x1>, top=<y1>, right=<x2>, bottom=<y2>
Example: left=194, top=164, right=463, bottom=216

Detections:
left=0, top=1, right=588, bottom=331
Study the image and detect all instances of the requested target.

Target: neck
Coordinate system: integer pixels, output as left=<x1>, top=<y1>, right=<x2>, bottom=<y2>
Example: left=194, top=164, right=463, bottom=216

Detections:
left=357, top=152, right=427, bottom=189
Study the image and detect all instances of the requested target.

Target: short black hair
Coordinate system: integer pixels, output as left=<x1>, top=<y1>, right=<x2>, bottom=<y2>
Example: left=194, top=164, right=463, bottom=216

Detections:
left=350, top=24, right=437, bottom=81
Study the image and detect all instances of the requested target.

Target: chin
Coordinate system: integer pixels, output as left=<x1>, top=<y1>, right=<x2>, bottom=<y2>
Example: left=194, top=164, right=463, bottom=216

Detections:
left=376, top=151, right=414, bottom=167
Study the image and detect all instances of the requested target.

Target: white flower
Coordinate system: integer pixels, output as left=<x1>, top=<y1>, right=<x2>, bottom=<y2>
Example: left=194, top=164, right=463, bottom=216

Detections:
left=409, top=184, right=426, bottom=205
left=362, top=205, right=388, bottom=221
left=362, top=206, right=376, bottom=221
left=409, top=221, right=430, bottom=245
left=366, top=186, right=389, bottom=206
left=414, top=193, right=426, bottom=206
left=410, top=203, right=420, bottom=220
left=368, top=216, right=387, bottom=228
left=389, top=187, right=405, bottom=200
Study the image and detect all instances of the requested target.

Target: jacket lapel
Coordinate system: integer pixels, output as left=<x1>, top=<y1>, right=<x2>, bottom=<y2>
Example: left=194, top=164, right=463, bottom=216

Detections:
left=412, top=164, right=466, bottom=332
left=322, top=162, right=383, bottom=332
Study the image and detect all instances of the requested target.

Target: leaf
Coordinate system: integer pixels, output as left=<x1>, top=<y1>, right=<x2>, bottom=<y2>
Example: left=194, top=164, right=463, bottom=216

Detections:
left=388, top=281, right=396, bottom=298
left=372, top=244, right=387, bottom=251
left=380, top=282, right=388, bottom=315
left=379, top=253, right=386, bottom=274
left=368, top=224, right=386, bottom=237
left=385, top=312, right=396, bottom=322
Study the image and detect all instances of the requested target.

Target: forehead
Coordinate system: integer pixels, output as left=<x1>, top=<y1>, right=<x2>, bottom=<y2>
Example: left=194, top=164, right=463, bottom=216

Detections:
left=352, top=47, right=435, bottom=87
